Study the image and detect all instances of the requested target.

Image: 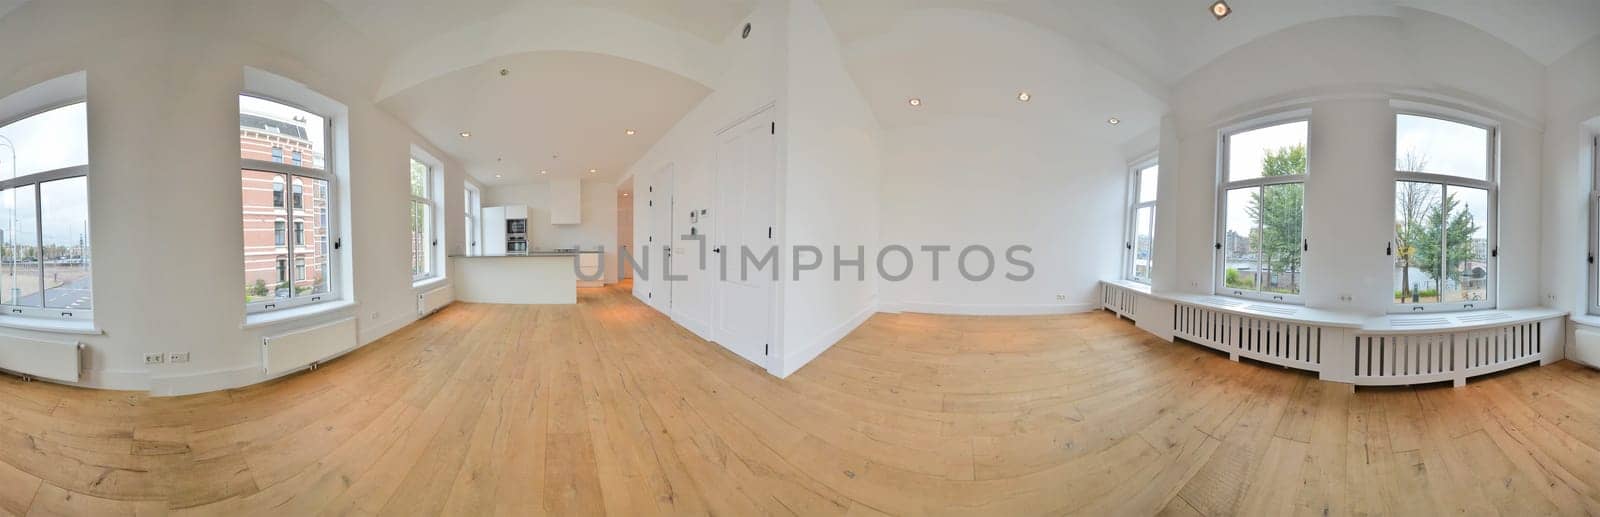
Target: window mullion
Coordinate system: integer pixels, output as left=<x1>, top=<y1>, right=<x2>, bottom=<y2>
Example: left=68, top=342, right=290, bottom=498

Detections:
left=33, top=184, right=44, bottom=308
left=286, top=173, right=298, bottom=299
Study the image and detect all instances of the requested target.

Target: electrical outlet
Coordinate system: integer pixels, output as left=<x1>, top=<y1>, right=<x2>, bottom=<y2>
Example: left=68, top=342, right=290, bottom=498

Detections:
left=167, top=352, right=190, bottom=364
left=1056, top=294, right=1067, bottom=302
left=143, top=353, right=165, bottom=365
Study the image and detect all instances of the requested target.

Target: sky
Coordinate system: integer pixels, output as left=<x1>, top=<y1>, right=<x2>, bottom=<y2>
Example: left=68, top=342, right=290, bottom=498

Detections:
left=1224, top=121, right=1306, bottom=238
left=0, top=103, right=89, bottom=249
left=240, top=94, right=327, bottom=164
left=1396, top=114, right=1487, bottom=179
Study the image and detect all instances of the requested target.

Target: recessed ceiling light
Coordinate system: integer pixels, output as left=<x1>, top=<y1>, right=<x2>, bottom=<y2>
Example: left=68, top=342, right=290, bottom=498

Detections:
left=499, top=68, right=510, bottom=76
left=1017, top=91, right=1031, bottom=102
left=539, top=170, right=548, bottom=175
left=625, top=129, right=636, bottom=136
left=623, top=193, right=630, bottom=197
left=908, top=98, right=922, bottom=107
left=1107, top=117, right=1121, bottom=125
left=588, top=168, right=597, bottom=173
left=1210, top=0, right=1231, bottom=20
left=459, top=131, right=471, bottom=138
left=494, top=173, right=503, bottom=178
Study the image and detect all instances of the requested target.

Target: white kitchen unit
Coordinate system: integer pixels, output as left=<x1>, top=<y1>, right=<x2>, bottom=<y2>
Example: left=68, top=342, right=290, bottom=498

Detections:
left=483, top=206, right=506, bottom=255
left=549, top=178, right=581, bottom=225
left=576, top=251, right=603, bottom=287
left=449, top=254, right=578, bottom=304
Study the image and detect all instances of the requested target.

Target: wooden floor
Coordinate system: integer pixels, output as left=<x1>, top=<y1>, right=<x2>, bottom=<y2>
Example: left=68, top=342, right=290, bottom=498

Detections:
left=3, top=282, right=1600, bottom=516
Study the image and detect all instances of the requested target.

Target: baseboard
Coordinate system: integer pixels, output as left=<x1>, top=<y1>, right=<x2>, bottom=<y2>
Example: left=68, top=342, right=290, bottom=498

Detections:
left=672, top=312, right=713, bottom=342
left=879, top=300, right=1097, bottom=316
left=360, top=312, right=419, bottom=345
left=777, top=300, right=876, bottom=378
left=149, top=364, right=261, bottom=397
left=73, top=368, right=150, bottom=392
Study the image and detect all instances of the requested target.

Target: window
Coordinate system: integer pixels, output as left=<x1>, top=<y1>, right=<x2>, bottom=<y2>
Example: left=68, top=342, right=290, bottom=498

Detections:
left=1393, top=113, right=1495, bottom=312
left=0, top=102, right=92, bottom=318
left=410, top=158, right=435, bottom=280
left=241, top=95, right=335, bottom=311
left=1126, top=162, right=1157, bottom=283
left=464, top=184, right=479, bottom=256
left=1592, top=136, right=1600, bottom=315
left=1217, top=119, right=1307, bottom=302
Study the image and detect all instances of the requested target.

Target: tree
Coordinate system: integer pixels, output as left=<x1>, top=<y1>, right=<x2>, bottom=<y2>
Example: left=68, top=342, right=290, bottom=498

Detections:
left=1414, top=191, right=1481, bottom=295
left=1247, top=144, right=1305, bottom=292
left=1394, top=152, right=1434, bottom=300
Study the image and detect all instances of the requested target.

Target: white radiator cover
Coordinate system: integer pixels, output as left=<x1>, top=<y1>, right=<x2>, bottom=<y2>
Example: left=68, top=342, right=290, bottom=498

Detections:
left=0, top=334, right=81, bottom=383
left=1574, top=326, right=1600, bottom=368
left=418, top=285, right=453, bottom=316
left=262, top=317, right=357, bottom=377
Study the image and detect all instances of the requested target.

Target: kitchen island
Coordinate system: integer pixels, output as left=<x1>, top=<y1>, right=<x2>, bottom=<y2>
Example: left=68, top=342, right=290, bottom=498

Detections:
left=449, top=253, right=581, bottom=304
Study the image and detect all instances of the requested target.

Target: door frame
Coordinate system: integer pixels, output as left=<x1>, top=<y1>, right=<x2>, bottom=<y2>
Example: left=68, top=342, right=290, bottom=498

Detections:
left=649, top=163, right=675, bottom=314
left=712, top=103, right=783, bottom=372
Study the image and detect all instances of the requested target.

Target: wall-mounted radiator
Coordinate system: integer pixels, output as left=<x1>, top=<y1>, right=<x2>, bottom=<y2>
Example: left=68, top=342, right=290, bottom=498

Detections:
left=418, top=285, right=453, bottom=316
left=1573, top=325, right=1600, bottom=368
left=262, top=317, right=357, bottom=377
left=0, top=335, right=81, bottom=383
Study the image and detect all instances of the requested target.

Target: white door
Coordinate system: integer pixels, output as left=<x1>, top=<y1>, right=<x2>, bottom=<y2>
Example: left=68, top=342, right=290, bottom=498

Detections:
left=713, top=111, right=776, bottom=365
left=649, top=164, right=674, bottom=312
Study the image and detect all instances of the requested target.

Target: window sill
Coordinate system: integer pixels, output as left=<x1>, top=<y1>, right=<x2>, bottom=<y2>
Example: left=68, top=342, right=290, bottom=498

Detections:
left=242, top=299, right=356, bottom=330
left=0, top=315, right=101, bottom=335
left=413, top=276, right=447, bottom=292
left=1571, top=313, right=1600, bottom=329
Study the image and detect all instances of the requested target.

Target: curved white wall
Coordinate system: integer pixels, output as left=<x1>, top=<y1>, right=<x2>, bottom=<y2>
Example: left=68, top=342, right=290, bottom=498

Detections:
left=1540, top=36, right=1600, bottom=322
left=0, top=1, right=472, bottom=394
left=1157, top=12, right=1550, bottom=317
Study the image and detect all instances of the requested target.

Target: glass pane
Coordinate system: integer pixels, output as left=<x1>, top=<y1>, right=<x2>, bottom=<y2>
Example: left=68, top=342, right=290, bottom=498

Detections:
left=302, top=176, right=332, bottom=297
left=411, top=200, right=429, bottom=276
left=40, top=177, right=90, bottom=309
left=1, top=185, right=38, bottom=306
left=243, top=170, right=289, bottom=302
left=0, top=103, right=88, bottom=181
left=1222, top=187, right=1258, bottom=291
left=1394, top=181, right=1443, bottom=304
left=1137, top=165, right=1159, bottom=202
left=1132, top=206, right=1154, bottom=283
left=410, top=159, right=428, bottom=197
left=240, top=96, right=325, bottom=170
left=1396, top=114, right=1488, bottom=180
left=1227, top=121, right=1307, bottom=181
left=1442, top=186, right=1490, bottom=303
left=1259, top=183, right=1303, bottom=295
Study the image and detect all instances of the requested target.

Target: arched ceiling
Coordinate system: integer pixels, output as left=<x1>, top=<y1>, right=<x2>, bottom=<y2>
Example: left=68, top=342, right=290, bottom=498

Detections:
left=379, top=51, right=711, bottom=186
left=820, top=0, right=1600, bottom=89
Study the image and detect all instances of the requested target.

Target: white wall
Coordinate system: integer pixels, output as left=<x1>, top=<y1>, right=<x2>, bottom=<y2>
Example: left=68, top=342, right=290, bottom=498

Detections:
left=1160, top=12, right=1548, bottom=316
left=481, top=180, right=620, bottom=282
left=775, top=0, right=882, bottom=375
left=1540, top=36, right=1600, bottom=322
left=0, top=0, right=470, bottom=394
left=626, top=0, right=787, bottom=341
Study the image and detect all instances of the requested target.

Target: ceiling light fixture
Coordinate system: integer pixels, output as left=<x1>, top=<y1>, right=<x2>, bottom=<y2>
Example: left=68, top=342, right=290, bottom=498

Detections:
left=1017, top=91, right=1031, bottom=102
left=494, top=173, right=503, bottom=178
left=623, top=193, right=631, bottom=197
left=588, top=168, right=598, bottom=173
left=1210, top=0, right=1231, bottom=20
left=625, top=129, right=636, bottom=136
left=908, top=98, right=922, bottom=107
left=539, top=170, right=548, bottom=175
left=459, top=131, right=471, bottom=138
left=1107, top=117, right=1121, bottom=125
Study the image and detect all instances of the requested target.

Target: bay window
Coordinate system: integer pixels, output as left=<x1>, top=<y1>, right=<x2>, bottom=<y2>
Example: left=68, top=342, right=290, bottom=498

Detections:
left=410, top=158, right=436, bottom=280
left=1392, top=113, right=1495, bottom=312
left=1217, top=119, right=1307, bottom=302
left=1125, top=161, right=1157, bottom=283
left=241, top=95, right=336, bottom=311
left=0, top=101, right=91, bottom=318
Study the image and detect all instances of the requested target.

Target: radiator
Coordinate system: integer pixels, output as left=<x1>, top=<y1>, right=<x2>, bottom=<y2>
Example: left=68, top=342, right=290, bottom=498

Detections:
left=1172, top=302, right=1323, bottom=371
left=0, top=334, right=81, bottom=383
left=1574, top=325, right=1600, bottom=368
left=262, top=317, right=357, bottom=376
left=418, top=285, right=453, bottom=316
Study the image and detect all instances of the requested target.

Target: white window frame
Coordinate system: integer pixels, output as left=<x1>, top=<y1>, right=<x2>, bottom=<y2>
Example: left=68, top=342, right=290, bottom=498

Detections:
left=1215, top=114, right=1310, bottom=304
left=410, top=156, right=438, bottom=282
left=1391, top=109, right=1498, bottom=314
left=464, top=182, right=480, bottom=256
left=1588, top=135, right=1599, bottom=316
left=1124, top=157, right=1157, bottom=284
left=0, top=100, right=92, bottom=321
left=242, top=93, right=341, bottom=314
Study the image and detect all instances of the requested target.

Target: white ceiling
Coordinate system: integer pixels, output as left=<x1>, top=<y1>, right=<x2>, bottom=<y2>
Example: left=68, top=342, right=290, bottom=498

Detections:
left=820, top=0, right=1600, bottom=89
left=323, top=0, right=757, bottom=54
left=379, top=51, right=711, bottom=186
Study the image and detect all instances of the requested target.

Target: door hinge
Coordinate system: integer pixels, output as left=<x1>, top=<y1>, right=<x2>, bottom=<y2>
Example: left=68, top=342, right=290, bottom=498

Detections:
left=768, top=226, right=773, bottom=239
left=764, top=343, right=769, bottom=355
left=771, top=122, right=776, bottom=135
left=648, top=200, right=653, bottom=207
left=648, top=292, right=652, bottom=298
